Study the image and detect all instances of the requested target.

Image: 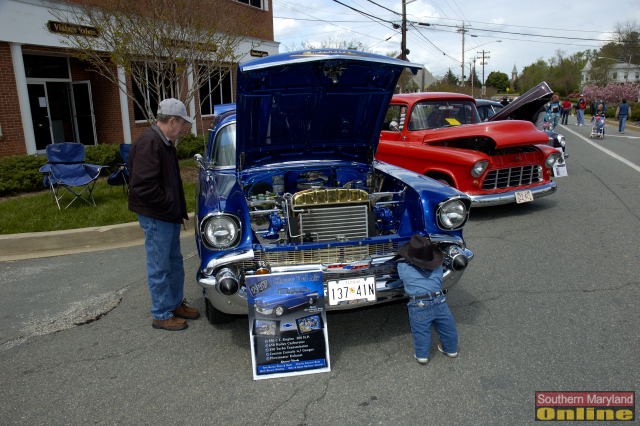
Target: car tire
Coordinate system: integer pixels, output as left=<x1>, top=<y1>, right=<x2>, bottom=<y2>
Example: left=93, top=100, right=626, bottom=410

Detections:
left=205, top=297, right=236, bottom=324
left=274, top=305, right=287, bottom=317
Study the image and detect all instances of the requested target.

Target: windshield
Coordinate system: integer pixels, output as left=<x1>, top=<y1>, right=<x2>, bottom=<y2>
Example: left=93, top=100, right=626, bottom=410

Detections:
left=210, top=123, right=236, bottom=166
left=408, top=100, right=479, bottom=130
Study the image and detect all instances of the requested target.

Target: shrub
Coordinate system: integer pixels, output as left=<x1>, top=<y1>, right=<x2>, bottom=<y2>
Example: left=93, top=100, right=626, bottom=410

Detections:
left=0, top=154, right=47, bottom=196
left=85, top=144, right=120, bottom=170
left=176, top=134, right=205, bottom=159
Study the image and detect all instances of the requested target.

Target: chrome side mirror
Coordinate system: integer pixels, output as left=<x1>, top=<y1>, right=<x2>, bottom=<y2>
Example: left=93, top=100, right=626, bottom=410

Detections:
left=194, top=153, right=206, bottom=169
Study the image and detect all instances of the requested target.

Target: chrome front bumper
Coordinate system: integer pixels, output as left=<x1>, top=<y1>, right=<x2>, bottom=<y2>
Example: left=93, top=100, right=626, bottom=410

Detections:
left=468, top=181, right=557, bottom=207
left=198, top=246, right=474, bottom=316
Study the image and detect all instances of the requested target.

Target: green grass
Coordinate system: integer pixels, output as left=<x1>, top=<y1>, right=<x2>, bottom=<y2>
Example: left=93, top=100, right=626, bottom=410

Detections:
left=0, top=160, right=197, bottom=234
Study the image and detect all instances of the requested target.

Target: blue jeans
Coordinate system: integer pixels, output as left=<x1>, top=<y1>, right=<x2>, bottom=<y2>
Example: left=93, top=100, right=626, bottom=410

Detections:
left=619, top=116, right=627, bottom=132
left=138, top=214, right=184, bottom=320
left=577, top=109, right=585, bottom=125
left=407, top=297, right=458, bottom=359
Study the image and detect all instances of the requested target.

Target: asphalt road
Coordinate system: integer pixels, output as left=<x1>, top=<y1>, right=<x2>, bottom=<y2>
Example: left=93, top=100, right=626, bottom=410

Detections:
left=1, top=122, right=639, bottom=425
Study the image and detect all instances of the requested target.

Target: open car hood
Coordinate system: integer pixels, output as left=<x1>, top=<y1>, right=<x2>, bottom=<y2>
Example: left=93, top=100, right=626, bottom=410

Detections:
left=489, top=81, right=553, bottom=124
left=236, top=49, right=421, bottom=170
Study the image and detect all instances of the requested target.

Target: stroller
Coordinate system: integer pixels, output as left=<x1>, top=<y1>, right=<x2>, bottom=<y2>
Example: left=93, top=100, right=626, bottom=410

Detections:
left=590, top=114, right=605, bottom=139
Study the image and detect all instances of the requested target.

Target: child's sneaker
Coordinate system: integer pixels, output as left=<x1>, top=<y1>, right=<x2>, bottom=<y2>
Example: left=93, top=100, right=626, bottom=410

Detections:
left=414, top=355, right=429, bottom=365
left=437, top=344, right=458, bottom=358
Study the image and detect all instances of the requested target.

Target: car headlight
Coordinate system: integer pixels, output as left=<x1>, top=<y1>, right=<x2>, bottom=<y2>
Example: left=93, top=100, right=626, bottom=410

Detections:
left=437, top=198, right=469, bottom=230
left=201, top=214, right=241, bottom=249
left=471, top=160, right=489, bottom=178
left=545, top=152, right=562, bottom=168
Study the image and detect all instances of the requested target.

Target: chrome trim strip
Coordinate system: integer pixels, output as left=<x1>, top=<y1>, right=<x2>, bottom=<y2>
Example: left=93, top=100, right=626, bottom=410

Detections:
left=204, top=249, right=255, bottom=273
left=468, top=181, right=557, bottom=207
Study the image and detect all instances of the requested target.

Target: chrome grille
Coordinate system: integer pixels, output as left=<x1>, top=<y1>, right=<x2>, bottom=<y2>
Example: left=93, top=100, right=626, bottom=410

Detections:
left=482, top=165, right=541, bottom=190
left=299, top=205, right=368, bottom=242
left=242, top=242, right=398, bottom=268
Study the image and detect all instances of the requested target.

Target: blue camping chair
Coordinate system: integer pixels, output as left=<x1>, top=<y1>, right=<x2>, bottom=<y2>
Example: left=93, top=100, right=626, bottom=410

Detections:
left=39, top=143, right=105, bottom=209
left=107, top=144, right=131, bottom=192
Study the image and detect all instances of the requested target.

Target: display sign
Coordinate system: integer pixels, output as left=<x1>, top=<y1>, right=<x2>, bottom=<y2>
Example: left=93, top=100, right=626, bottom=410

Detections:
left=246, top=270, right=330, bottom=380
left=47, top=21, right=99, bottom=37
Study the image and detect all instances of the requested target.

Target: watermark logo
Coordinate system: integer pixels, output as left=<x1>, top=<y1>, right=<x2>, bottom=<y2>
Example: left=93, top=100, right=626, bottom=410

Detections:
left=535, top=392, right=635, bottom=421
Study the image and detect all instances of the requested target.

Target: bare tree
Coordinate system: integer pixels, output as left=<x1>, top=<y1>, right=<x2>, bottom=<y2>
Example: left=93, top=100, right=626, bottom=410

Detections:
left=49, top=0, right=252, bottom=122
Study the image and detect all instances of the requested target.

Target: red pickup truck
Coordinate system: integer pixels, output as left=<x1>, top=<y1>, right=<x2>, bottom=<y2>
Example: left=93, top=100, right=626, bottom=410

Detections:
left=376, top=83, right=562, bottom=207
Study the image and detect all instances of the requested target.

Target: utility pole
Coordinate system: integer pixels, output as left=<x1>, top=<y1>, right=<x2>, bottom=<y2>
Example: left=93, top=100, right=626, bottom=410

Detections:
left=469, top=58, right=476, bottom=98
left=400, top=0, right=407, bottom=60
left=477, top=49, right=490, bottom=97
left=458, top=22, right=466, bottom=86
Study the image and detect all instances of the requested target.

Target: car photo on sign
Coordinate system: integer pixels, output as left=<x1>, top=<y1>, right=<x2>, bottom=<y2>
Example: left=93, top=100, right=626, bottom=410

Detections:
left=254, top=286, right=319, bottom=317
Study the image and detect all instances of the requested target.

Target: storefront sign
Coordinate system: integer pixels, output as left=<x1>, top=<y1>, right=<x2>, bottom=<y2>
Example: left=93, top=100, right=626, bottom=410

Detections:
left=250, top=49, right=269, bottom=57
left=246, top=271, right=330, bottom=380
left=47, top=21, right=99, bottom=37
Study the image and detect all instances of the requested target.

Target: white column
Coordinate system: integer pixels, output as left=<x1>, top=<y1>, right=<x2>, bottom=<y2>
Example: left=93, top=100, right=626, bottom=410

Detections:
left=187, top=64, right=197, bottom=135
left=10, top=43, right=37, bottom=154
left=117, top=65, right=132, bottom=144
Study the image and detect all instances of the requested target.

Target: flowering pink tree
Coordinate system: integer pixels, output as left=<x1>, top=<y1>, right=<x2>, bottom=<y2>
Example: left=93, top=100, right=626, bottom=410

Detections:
left=583, top=82, right=640, bottom=103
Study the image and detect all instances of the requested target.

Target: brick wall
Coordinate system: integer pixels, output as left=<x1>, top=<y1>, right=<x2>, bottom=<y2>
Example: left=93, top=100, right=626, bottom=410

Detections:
left=0, top=0, right=273, bottom=157
left=0, top=42, right=27, bottom=156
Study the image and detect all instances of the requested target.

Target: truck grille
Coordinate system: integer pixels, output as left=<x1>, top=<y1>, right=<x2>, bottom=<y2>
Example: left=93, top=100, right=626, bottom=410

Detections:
left=482, top=165, right=542, bottom=190
left=299, top=205, right=368, bottom=242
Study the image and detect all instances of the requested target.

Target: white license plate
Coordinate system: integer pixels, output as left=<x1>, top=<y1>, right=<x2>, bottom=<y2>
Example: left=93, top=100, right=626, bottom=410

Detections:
left=328, top=276, right=376, bottom=306
left=515, top=190, right=534, bottom=204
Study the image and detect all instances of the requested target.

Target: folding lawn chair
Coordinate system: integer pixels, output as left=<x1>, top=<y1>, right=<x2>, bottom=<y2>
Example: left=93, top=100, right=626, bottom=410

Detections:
left=39, top=142, right=106, bottom=209
left=107, top=144, right=131, bottom=193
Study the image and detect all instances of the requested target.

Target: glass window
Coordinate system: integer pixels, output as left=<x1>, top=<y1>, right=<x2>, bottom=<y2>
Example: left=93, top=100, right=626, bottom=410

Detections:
left=211, top=123, right=236, bottom=166
left=199, top=67, right=233, bottom=116
left=382, top=104, right=406, bottom=131
left=236, top=0, right=263, bottom=8
left=409, top=101, right=479, bottom=130
left=132, top=63, right=176, bottom=121
left=23, top=55, right=69, bottom=79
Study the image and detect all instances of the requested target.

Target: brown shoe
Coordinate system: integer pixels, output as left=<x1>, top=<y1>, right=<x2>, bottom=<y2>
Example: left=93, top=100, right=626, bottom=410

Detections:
left=152, top=317, right=188, bottom=331
left=173, top=301, right=200, bottom=320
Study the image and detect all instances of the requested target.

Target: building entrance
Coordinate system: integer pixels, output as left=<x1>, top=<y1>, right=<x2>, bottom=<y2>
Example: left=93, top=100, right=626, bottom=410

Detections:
left=24, top=54, right=97, bottom=151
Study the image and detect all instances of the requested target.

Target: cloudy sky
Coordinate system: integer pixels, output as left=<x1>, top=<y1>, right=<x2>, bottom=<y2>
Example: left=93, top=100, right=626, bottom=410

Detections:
left=272, top=0, right=640, bottom=80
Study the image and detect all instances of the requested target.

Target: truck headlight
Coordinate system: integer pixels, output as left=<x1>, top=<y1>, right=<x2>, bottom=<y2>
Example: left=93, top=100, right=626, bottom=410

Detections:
left=545, top=152, right=562, bottom=168
left=201, top=214, right=241, bottom=249
left=437, top=198, right=469, bottom=230
left=471, top=160, right=489, bottom=178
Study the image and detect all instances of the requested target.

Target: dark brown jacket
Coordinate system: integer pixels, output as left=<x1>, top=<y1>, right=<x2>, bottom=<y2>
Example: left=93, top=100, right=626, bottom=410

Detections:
left=127, top=125, right=188, bottom=223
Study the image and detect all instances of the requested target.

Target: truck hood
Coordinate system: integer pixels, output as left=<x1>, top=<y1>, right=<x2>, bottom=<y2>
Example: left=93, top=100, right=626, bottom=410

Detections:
left=236, top=49, right=421, bottom=170
left=423, top=120, right=548, bottom=148
left=489, top=81, right=553, bottom=123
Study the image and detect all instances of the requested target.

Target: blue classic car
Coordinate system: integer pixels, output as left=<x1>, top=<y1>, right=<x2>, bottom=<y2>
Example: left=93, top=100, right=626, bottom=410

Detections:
left=254, top=286, right=319, bottom=316
left=194, top=50, right=474, bottom=324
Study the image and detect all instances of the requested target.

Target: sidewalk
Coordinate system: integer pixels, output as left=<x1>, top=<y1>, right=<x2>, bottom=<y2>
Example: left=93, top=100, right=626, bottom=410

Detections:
left=0, top=215, right=194, bottom=262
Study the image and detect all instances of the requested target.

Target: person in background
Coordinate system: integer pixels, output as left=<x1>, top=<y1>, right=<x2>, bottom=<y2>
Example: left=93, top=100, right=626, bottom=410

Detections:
left=396, top=235, right=459, bottom=365
left=561, top=98, right=572, bottom=125
left=576, top=95, right=587, bottom=126
left=546, top=94, right=561, bottom=130
left=615, top=99, right=631, bottom=134
left=128, top=98, right=200, bottom=331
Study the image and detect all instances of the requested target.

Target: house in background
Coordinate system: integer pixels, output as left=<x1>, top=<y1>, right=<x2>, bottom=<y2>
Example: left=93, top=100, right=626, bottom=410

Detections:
left=581, top=60, right=640, bottom=86
left=0, top=0, right=278, bottom=158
